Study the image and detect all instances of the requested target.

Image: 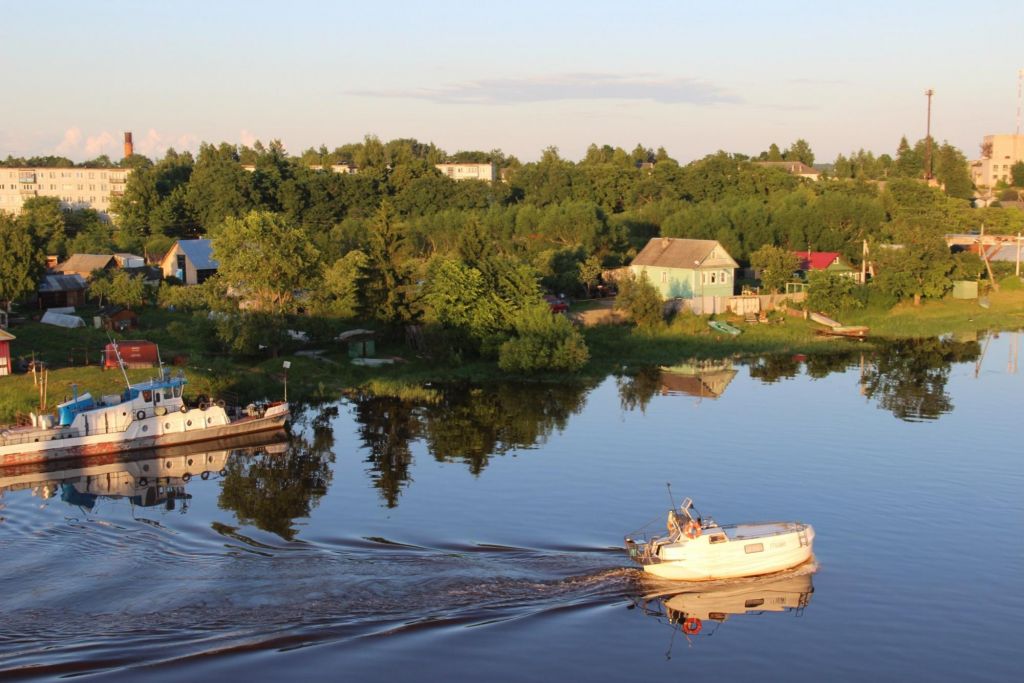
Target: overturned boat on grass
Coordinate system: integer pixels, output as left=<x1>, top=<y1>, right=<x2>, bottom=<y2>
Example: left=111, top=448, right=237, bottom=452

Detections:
left=0, top=370, right=289, bottom=468
left=625, top=498, right=815, bottom=581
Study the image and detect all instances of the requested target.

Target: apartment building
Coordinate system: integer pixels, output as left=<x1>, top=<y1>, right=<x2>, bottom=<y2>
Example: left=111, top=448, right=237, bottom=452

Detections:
left=0, top=166, right=131, bottom=216
left=969, top=134, right=1024, bottom=187
left=434, top=162, right=497, bottom=183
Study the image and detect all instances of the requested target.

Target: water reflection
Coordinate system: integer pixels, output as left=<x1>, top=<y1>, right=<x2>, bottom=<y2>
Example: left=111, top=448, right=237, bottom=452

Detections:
left=0, top=433, right=288, bottom=514
left=218, top=409, right=335, bottom=539
left=634, top=571, right=815, bottom=654
left=354, top=383, right=594, bottom=507
left=860, top=337, right=980, bottom=421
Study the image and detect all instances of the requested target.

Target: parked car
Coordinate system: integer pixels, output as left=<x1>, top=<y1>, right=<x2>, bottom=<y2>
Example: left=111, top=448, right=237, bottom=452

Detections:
left=544, top=294, right=569, bottom=314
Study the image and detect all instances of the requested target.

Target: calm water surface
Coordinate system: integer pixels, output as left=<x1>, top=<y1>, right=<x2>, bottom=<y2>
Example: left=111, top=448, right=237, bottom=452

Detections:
left=1, top=334, right=1021, bottom=681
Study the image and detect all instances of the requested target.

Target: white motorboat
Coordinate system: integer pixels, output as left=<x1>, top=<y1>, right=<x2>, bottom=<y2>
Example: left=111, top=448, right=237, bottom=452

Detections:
left=625, top=498, right=815, bottom=581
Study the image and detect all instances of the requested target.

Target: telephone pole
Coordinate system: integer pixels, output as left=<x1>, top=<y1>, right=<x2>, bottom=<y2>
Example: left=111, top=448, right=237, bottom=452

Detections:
left=924, top=88, right=934, bottom=180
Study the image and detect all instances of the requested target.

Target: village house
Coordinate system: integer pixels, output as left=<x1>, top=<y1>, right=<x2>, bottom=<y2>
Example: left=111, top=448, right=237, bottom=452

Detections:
left=630, top=237, right=739, bottom=299
left=56, top=254, right=117, bottom=280
left=792, top=251, right=861, bottom=282
left=752, top=160, right=821, bottom=181
left=160, top=239, right=219, bottom=285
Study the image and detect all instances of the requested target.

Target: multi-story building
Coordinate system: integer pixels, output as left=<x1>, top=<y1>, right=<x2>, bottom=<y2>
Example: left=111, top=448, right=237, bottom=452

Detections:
left=969, top=134, right=1024, bottom=188
left=434, top=162, right=497, bottom=183
left=0, top=166, right=131, bottom=216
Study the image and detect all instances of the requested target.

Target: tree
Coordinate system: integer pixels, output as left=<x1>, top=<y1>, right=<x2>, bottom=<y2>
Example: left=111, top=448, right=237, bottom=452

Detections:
left=498, top=303, right=589, bottom=373
left=1010, top=161, right=1024, bottom=187
left=805, top=271, right=862, bottom=317
left=614, top=272, right=663, bottom=328
left=873, top=225, right=955, bottom=305
left=212, top=210, right=321, bottom=314
left=318, top=250, right=368, bottom=319
left=362, top=201, right=419, bottom=327
left=0, top=215, right=44, bottom=310
left=932, top=143, right=973, bottom=199
left=751, top=244, right=799, bottom=294
left=785, top=139, right=815, bottom=166
left=107, top=271, right=146, bottom=310
left=18, top=196, right=67, bottom=256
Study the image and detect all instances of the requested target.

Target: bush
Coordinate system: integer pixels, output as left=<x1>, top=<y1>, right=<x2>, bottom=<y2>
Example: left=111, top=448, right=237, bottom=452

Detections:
left=498, top=304, right=589, bottom=373
left=806, top=271, right=862, bottom=317
left=614, top=272, right=664, bottom=329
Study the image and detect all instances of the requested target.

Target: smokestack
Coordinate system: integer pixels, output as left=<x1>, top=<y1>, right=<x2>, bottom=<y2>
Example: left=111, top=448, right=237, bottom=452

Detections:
left=123, top=131, right=133, bottom=158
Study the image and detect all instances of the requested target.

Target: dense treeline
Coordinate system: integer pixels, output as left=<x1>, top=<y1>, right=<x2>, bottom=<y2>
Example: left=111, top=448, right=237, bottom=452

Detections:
left=3, top=134, right=1022, bottom=369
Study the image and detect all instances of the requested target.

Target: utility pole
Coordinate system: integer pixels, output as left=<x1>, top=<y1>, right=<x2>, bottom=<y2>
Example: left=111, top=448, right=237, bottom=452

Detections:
left=924, top=89, right=934, bottom=180
left=1017, top=68, right=1023, bottom=135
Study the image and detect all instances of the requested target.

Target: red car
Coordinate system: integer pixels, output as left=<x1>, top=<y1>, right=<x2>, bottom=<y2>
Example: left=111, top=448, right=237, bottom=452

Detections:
left=544, top=295, right=569, bottom=314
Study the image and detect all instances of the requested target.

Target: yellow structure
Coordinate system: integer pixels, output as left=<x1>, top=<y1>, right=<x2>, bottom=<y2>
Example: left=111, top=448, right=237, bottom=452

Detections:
left=434, top=162, right=496, bottom=183
left=969, top=134, right=1024, bottom=187
left=0, top=166, right=131, bottom=216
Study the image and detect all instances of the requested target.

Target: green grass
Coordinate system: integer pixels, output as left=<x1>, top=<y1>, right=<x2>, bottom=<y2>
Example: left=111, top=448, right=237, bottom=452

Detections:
left=3, top=283, right=1024, bottom=424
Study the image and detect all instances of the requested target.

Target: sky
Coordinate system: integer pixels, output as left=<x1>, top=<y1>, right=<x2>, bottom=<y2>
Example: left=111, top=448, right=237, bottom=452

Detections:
left=1, top=1, right=1021, bottom=165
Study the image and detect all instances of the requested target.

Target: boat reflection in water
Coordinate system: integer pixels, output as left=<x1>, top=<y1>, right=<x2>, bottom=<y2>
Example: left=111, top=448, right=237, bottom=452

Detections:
left=635, top=569, right=815, bottom=652
left=659, top=360, right=737, bottom=401
left=0, top=432, right=288, bottom=512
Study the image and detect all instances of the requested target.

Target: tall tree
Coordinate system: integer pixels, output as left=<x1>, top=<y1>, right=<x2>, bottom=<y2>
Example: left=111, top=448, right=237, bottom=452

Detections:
left=0, top=215, right=44, bottom=310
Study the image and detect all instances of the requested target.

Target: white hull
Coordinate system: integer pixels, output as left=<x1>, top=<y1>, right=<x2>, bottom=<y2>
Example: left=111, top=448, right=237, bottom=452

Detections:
left=642, top=522, right=815, bottom=581
left=0, top=403, right=289, bottom=468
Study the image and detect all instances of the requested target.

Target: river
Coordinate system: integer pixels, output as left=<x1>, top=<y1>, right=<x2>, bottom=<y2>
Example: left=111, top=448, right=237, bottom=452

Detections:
left=1, top=333, right=1021, bottom=681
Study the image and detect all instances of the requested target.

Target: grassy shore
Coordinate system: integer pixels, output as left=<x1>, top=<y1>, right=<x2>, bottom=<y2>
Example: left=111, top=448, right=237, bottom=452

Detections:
left=2, top=284, right=1022, bottom=423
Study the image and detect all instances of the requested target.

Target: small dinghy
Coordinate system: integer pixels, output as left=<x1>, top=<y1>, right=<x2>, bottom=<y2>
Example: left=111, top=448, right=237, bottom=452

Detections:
left=625, top=498, right=814, bottom=581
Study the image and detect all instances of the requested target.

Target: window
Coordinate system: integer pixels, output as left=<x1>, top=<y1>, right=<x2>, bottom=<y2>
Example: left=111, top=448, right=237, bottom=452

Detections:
left=710, top=272, right=716, bottom=284
left=661, top=271, right=667, bottom=284
left=744, top=543, right=764, bottom=554
left=142, top=390, right=153, bottom=402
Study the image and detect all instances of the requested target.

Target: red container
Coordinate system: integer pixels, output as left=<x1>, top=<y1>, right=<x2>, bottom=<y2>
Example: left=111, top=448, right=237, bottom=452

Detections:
left=104, top=340, right=159, bottom=370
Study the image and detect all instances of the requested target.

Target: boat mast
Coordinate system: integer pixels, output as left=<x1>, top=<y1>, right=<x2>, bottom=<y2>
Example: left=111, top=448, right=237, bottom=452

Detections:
left=107, top=335, right=131, bottom=390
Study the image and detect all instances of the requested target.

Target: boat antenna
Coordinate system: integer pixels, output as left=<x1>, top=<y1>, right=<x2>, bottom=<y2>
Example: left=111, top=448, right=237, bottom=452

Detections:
left=666, top=482, right=677, bottom=511
left=106, top=333, right=131, bottom=391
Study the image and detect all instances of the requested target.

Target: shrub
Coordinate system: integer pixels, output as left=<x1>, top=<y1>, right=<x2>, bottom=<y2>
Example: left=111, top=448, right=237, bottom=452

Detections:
left=806, top=271, right=863, bottom=317
left=614, top=272, right=664, bottom=329
left=498, top=304, right=589, bottom=373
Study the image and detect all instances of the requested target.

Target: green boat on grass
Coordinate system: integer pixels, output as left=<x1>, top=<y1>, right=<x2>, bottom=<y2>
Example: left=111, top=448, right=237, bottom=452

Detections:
left=708, top=320, right=742, bottom=336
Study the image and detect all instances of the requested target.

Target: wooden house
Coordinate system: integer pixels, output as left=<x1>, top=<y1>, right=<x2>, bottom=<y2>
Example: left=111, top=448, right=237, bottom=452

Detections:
left=38, top=273, right=88, bottom=309
left=56, top=254, right=117, bottom=280
left=630, top=238, right=739, bottom=299
left=792, top=251, right=859, bottom=280
left=160, top=239, right=219, bottom=285
left=0, top=329, right=13, bottom=377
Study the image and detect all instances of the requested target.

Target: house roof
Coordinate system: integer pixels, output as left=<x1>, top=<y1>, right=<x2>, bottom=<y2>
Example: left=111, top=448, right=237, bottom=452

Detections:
left=632, top=238, right=738, bottom=269
left=792, top=251, right=847, bottom=271
left=39, top=273, right=88, bottom=293
left=0, top=329, right=15, bottom=342
left=58, top=254, right=115, bottom=275
left=173, top=239, right=218, bottom=271
left=753, top=161, right=820, bottom=176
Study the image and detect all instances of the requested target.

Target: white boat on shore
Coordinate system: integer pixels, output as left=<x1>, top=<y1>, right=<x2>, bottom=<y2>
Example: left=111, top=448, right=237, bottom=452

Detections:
left=625, top=498, right=815, bottom=581
left=0, top=370, right=289, bottom=468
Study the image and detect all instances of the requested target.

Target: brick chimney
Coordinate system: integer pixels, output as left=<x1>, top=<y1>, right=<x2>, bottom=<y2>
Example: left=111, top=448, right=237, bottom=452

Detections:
left=123, top=131, right=134, bottom=158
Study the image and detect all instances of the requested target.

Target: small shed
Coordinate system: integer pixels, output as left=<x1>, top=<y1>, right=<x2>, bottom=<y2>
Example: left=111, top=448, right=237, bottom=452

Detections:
left=338, top=328, right=376, bottom=358
left=99, top=305, right=139, bottom=332
left=952, top=280, right=979, bottom=300
left=104, top=340, right=159, bottom=370
left=0, top=329, right=14, bottom=377
left=38, top=273, right=88, bottom=309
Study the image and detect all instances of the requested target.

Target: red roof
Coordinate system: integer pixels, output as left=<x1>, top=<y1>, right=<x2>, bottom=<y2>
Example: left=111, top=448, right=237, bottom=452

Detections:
left=792, top=251, right=841, bottom=271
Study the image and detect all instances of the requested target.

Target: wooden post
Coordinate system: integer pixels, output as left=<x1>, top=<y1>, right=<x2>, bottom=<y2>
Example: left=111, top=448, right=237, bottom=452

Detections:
left=1016, top=232, right=1021, bottom=278
left=980, top=225, right=999, bottom=292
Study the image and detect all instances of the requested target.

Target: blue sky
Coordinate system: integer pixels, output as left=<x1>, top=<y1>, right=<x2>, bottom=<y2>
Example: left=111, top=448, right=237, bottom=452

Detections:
left=1, top=1, right=1020, bottom=164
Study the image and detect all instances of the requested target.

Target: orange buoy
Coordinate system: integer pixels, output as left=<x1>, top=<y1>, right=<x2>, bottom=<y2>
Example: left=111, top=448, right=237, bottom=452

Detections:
left=684, top=520, right=702, bottom=539
left=682, top=617, right=702, bottom=635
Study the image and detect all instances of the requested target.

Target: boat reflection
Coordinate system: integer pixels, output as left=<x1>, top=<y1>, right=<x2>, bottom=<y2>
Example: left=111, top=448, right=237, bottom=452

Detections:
left=659, top=360, right=737, bottom=401
left=634, top=570, right=815, bottom=650
left=0, top=432, right=289, bottom=512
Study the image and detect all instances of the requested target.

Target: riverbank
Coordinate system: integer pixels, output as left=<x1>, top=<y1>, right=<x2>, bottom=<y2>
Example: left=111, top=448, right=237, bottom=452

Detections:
left=2, top=288, right=1023, bottom=423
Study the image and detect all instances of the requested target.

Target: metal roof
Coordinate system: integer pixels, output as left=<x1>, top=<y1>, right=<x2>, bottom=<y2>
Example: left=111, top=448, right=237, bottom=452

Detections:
left=58, top=254, right=115, bottom=275
left=632, top=238, right=738, bottom=270
left=39, top=273, right=88, bottom=292
left=176, top=239, right=219, bottom=271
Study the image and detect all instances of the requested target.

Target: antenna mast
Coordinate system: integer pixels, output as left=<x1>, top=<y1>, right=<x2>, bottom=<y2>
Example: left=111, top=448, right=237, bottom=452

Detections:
left=924, top=88, right=934, bottom=179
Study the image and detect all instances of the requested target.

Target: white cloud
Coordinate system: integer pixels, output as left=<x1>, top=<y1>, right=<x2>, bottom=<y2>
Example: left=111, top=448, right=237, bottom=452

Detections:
left=351, top=73, right=741, bottom=106
left=55, top=127, right=84, bottom=155
left=84, top=131, right=115, bottom=156
left=239, top=129, right=258, bottom=147
left=49, top=127, right=200, bottom=160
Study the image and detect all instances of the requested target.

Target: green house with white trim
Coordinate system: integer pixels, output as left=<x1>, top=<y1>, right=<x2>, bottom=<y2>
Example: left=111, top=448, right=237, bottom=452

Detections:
left=629, top=238, right=739, bottom=299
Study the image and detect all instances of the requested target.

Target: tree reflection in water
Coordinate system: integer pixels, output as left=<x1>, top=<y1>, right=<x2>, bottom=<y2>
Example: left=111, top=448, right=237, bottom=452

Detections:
left=217, top=408, right=335, bottom=539
left=354, top=382, right=593, bottom=507
left=861, top=337, right=980, bottom=421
